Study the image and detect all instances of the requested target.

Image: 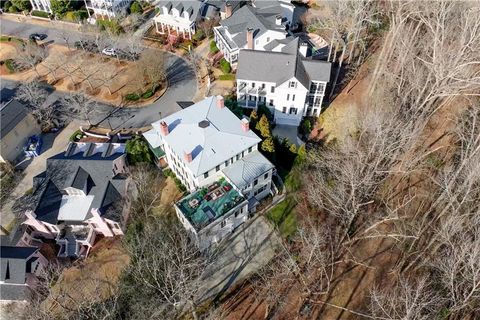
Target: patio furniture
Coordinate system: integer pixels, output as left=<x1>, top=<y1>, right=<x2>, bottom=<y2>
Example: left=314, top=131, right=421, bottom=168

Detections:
left=189, top=198, right=200, bottom=208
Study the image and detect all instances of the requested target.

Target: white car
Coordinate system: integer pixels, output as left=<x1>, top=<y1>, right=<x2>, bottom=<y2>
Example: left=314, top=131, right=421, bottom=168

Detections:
left=101, top=48, right=117, bottom=56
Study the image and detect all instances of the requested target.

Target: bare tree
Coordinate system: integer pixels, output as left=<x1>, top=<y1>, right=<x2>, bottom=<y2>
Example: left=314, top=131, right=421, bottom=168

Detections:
left=198, top=18, right=219, bottom=39
left=15, top=81, right=55, bottom=130
left=128, top=164, right=164, bottom=219
left=61, top=91, right=98, bottom=126
left=15, top=42, right=48, bottom=77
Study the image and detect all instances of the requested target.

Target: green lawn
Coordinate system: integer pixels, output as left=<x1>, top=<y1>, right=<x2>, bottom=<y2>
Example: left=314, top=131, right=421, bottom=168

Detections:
left=267, top=196, right=297, bottom=238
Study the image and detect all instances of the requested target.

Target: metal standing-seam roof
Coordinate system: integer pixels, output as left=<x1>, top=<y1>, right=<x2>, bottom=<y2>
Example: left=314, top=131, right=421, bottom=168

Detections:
left=145, top=96, right=261, bottom=178
left=222, top=150, right=274, bottom=189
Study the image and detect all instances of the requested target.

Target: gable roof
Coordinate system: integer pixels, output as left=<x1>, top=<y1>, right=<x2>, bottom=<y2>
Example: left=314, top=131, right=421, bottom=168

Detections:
left=0, top=246, right=38, bottom=301
left=145, top=96, right=261, bottom=177
left=219, top=4, right=286, bottom=48
left=0, top=100, right=29, bottom=138
left=31, top=143, right=127, bottom=224
left=222, top=150, right=274, bottom=189
left=236, top=39, right=332, bottom=87
left=158, top=0, right=203, bottom=21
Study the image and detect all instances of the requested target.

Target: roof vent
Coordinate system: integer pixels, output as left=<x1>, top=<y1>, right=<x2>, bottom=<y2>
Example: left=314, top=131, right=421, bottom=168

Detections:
left=198, top=120, right=210, bottom=128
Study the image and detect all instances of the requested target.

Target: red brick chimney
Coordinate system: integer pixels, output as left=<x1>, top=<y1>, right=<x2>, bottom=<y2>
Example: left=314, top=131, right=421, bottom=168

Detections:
left=225, top=2, right=232, bottom=18
left=217, top=95, right=225, bottom=108
left=246, top=28, right=254, bottom=49
left=241, top=118, right=250, bottom=132
left=160, top=121, right=169, bottom=136
left=184, top=150, right=193, bottom=163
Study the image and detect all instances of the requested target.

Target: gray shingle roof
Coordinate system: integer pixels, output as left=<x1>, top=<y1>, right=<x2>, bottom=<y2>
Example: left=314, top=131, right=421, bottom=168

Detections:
left=0, top=100, right=29, bottom=138
left=31, top=143, right=127, bottom=224
left=145, top=96, right=261, bottom=177
left=219, top=4, right=285, bottom=48
left=222, top=150, right=274, bottom=189
left=0, top=246, right=38, bottom=301
left=236, top=39, right=332, bottom=88
left=158, top=0, right=203, bottom=22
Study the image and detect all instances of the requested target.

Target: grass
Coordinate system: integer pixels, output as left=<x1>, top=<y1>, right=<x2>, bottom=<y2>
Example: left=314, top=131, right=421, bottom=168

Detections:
left=266, top=196, right=297, bottom=238
left=69, top=129, right=84, bottom=142
left=218, top=74, right=235, bottom=81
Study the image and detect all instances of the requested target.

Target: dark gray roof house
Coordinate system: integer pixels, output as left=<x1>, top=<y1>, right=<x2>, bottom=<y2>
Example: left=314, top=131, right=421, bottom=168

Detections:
left=0, top=246, right=40, bottom=301
left=0, top=100, right=29, bottom=138
left=30, top=143, right=128, bottom=225
left=236, top=38, right=332, bottom=88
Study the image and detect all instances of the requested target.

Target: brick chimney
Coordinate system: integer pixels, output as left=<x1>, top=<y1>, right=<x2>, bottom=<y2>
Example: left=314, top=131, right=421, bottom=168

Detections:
left=217, top=95, right=225, bottom=108
left=225, top=2, right=232, bottom=18
left=241, top=118, right=250, bottom=132
left=246, top=28, right=254, bottom=50
left=275, top=15, right=282, bottom=26
left=184, top=150, right=193, bottom=163
left=160, top=121, right=169, bottom=136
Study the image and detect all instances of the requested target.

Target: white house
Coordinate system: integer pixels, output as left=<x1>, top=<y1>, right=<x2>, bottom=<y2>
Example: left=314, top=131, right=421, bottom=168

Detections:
left=84, top=0, right=131, bottom=20
left=143, top=96, right=275, bottom=248
left=213, top=0, right=294, bottom=66
left=236, top=38, right=331, bottom=126
left=153, top=0, right=204, bottom=39
left=29, top=0, right=52, bottom=13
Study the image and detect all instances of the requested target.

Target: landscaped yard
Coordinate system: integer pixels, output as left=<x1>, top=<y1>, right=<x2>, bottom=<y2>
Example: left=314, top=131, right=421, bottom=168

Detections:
left=266, top=196, right=297, bottom=238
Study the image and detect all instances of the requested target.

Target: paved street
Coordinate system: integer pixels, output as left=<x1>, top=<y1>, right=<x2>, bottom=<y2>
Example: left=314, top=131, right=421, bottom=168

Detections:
left=0, top=17, right=198, bottom=129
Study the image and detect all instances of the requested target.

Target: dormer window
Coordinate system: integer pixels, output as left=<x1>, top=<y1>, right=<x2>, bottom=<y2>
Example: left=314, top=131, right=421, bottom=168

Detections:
left=289, top=81, right=297, bottom=88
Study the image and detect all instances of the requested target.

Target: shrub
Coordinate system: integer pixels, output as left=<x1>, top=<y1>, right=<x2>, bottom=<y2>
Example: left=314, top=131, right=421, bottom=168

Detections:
left=125, top=93, right=140, bottom=101
left=192, top=29, right=205, bottom=42
left=50, top=0, right=71, bottom=18
left=130, top=1, right=142, bottom=14
left=4, top=59, right=16, bottom=73
left=0, top=36, right=11, bottom=42
left=8, top=5, right=18, bottom=12
left=218, top=74, right=235, bottom=81
left=31, top=10, right=50, bottom=18
left=219, top=58, right=231, bottom=74
left=69, top=129, right=83, bottom=142
left=11, top=0, right=30, bottom=11
left=174, top=177, right=187, bottom=192
left=74, top=10, right=88, bottom=21
left=97, top=19, right=123, bottom=34
left=141, top=90, right=153, bottom=99
left=209, top=40, right=219, bottom=53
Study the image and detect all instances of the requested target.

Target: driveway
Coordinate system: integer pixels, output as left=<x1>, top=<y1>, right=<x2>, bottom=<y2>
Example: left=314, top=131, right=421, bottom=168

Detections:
left=196, top=215, right=281, bottom=303
left=0, top=17, right=198, bottom=130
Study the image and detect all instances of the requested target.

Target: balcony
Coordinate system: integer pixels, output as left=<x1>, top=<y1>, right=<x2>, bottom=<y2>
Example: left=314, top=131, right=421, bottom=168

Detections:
left=238, top=86, right=267, bottom=96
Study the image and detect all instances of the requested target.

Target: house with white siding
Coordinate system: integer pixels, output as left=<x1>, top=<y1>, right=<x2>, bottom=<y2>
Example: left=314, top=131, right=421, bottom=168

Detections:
left=236, top=38, right=331, bottom=126
left=84, top=0, right=131, bottom=20
left=143, top=96, right=275, bottom=249
left=213, top=0, right=294, bottom=66
left=29, top=0, right=52, bottom=13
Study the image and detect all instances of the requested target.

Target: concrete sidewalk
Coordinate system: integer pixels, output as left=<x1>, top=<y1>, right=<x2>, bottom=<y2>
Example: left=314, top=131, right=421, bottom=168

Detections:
left=0, top=122, right=79, bottom=235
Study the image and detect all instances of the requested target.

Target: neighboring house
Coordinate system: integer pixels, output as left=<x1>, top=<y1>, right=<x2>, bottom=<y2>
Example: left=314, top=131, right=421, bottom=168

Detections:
left=18, top=142, right=130, bottom=259
left=0, top=246, right=47, bottom=302
left=143, top=96, right=275, bottom=249
left=0, top=100, right=41, bottom=164
left=203, top=0, right=244, bottom=20
left=213, top=0, right=294, bottom=66
left=84, top=0, right=131, bottom=20
left=29, top=0, right=52, bottom=13
left=153, top=0, right=204, bottom=39
left=236, top=38, right=331, bottom=126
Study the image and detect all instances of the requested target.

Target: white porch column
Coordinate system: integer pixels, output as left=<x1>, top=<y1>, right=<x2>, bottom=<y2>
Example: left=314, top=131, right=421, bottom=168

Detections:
left=161, top=23, right=165, bottom=33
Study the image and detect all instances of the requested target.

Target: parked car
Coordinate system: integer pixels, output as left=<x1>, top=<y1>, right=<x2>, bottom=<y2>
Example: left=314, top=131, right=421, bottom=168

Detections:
left=102, top=47, right=117, bottom=57
left=29, top=33, right=48, bottom=41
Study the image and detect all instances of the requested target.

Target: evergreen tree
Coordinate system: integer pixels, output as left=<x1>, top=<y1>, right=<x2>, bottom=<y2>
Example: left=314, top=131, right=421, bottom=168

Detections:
left=261, top=137, right=275, bottom=153
left=50, top=0, right=72, bottom=18
left=255, top=114, right=271, bottom=138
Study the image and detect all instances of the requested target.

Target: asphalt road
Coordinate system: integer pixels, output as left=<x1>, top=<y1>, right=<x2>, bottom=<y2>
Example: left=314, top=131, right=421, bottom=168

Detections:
left=0, top=18, right=197, bottom=129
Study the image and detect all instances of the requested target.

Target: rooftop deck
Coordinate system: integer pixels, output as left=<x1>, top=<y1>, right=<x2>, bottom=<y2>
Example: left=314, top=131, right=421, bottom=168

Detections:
left=177, top=178, right=246, bottom=231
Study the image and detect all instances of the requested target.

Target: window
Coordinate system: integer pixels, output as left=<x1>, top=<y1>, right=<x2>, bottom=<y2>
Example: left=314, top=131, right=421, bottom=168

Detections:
left=254, top=179, right=258, bottom=186
left=235, top=210, right=239, bottom=217
left=289, top=107, right=298, bottom=115
left=251, top=82, right=255, bottom=88
left=241, top=151, right=245, bottom=158
left=216, top=165, right=220, bottom=172
left=289, top=81, right=296, bottom=88
left=266, top=37, right=270, bottom=42
left=248, top=146, right=253, bottom=153
left=282, top=107, right=287, bottom=113
left=271, top=86, right=275, bottom=93
left=286, top=94, right=290, bottom=101
left=231, top=157, right=234, bottom=164
left=204, top=172, right=209, bottom=179
left=264, top=172, right=269, bottom=179
left=221, top=220, right=226, bottom=228
left=292, top=94, right=295, bottom=101
left=225, top=160, right=229, bottom=167
left=269, top=99, right=274, bottom=106
left=261, top=83, right=265, bottom=89
left=236, top=154, right=240, bottom=160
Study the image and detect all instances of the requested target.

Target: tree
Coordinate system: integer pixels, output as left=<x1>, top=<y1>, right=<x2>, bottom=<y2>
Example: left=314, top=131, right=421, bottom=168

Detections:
left=133, top=49, right=166, bottom=93
left=125, top=137, right=153, bottom=165
left=198, top=18, right=219, bottom=39
left=50, top=0, right=71, bottom=18
left=15, top=42, right=48, bottom=78
left=219, top=58, right=231, bottom=74
left=255, top=114, right=271, bottom=139
left=61, top=91, right=98, bottom=126
left=261, top=137, right=275, bottom=153
left=15, top=81, right=55, bottom=130
left=11, top=0, right=31, bottom=11
left=128, top=164, right=164, bottom=219
left=129, top=1, right=142, bottom=14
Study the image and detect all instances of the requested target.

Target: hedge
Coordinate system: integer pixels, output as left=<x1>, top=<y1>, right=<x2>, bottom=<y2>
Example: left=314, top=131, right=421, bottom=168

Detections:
left=209, top=40, right=219, bottom=54
left=142, top=90, right=153, bottom=99
left=218, top=74, right=235, bottom=81
left=63, top=10, right=88, bottom=22
left=126, top=93, right=140, bottom=101
left=69, top=129, right=84, bottom=142
left=219, top=58, right=231, bottom=74
left=31, top=10, right=50, bottom=18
